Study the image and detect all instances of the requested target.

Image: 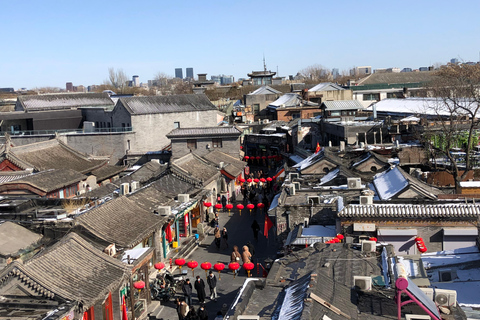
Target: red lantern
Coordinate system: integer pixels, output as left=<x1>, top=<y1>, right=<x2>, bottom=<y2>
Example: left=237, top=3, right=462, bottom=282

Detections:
left=261, top=156, right=267, bottom=160
left=187, top=260, right=198, bottom=276
left=226, top=204, right=233, bottom=210
left=268, top=155, right=273, bottom=159
left=175, top=258, right=186, bottom=271
left=215, top=204, right=222, bottom=210
left=243, top=262, right=255, bottom=277
left=244, top=156, right=250, bottom=160
left=201, top=262, right=212, bottom=277
left=133, top=280, right=145, bottom=290
left=257, top=203, right=265, bottom=211
left=260, top=178, right=266, bottom=183
left=337, top=234, right=344, bottom=240
left=266, top=177, right=273, bottom=182
left=214, top=262, right=225, bottom=280
left=229, top=262, right=240, bottom=278
left=204, top=202, right=212, bottom=208
left=247, top=203, right=255, bottom=215
left=247, top=178, right=253, bottom=183
left=236, top=204, right=244, bottom=216
left=154, top=262, right=165, bottom=270
left=256, top=156, right=261, bottom=160
left=239, top=178, right=246, bottom=183
left=369, top=237, right=378, bottom=242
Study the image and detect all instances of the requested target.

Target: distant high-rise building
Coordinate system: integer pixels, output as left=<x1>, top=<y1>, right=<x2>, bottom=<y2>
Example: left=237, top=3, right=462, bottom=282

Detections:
left=401, top=68, right=412, bottom=73
left=450, top=58, right=459, bottom=64
left=132, top=75, right=140, bottom=87
left=419, top=67, right=429, bottom=72
left=66, top=82, right=73, bottom=92
left=175, top=68, right=183, bottom=79
left=332, top=68, right=339, bottom=79
left=186, top=68, right=194, bottom=80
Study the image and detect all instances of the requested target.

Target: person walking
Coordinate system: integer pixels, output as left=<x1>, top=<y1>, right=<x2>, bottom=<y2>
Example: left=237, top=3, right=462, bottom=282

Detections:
left=198, top=303, right=208, bottom=320
left=214, top=226, right=221, bottom=250
left=231, top=245, right=242, bottom=276
left=246, top=241, right=256, bottom=261
left=242, top=245, right=252, bottom=265
left=179, top=298, right=189, bottom=320
left=194, top=275, right=206, bottom=304
left=222, top=227, right=229, bottom=249
left=207, top=270, right=218, bottom=301
left=251, top=220, right=260, bottom=241
left=221, top=195, right=227, bottom=212
left=186, top=307, right=200, bottom=320
left=175, top=298, right=183, bottom=320
left=182, top=278, right=193, bottom=306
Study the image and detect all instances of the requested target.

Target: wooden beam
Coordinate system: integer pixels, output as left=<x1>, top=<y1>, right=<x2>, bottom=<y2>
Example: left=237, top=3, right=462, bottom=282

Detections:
left=310, top=293, right=351, bottom=319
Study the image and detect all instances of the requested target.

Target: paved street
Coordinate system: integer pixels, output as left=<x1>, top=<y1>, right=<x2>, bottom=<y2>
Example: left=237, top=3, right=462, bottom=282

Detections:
left=155, top=202, right=280, bottom=320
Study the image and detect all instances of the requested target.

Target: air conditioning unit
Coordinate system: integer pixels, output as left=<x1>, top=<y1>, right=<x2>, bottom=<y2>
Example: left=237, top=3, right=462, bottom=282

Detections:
left=178, top=194, right=190, bottom=203
left=434, top=289, right=457, bottom=307
left=157, top=206, right=171, bottom=216
left=120, top=183, right=130, bottom=195
left=285, top=184, right=295, bottom=196
left=293, top=182, right=301, bottom=192
left=353, top=276, right=372, bottom=291
left=307, top=196, right=320, bottom=204
left=361, top=240, right=376, bottom=252
left=359, top=195, right=373, bottom=205
left=438, top=270, right=457, bottom=282
left=289, top=173, right=299, bottom=181
left=347, top=177, right=361, bottom=189
left=130, top=181, right=140, bottom=192
left=104, top=244, right=116, bottom=257
left=419, top=288, right=434, bottom=301
left=405, top=315, right=431, bottom=320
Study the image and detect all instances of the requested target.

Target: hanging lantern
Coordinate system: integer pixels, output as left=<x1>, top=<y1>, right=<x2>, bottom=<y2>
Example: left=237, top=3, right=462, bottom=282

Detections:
left=260, top=178, right=266, bottom=183
left=337, top=234, right=344, bottom=241
left=266, top=177, right=273, bottom=182
left=154, top=262, right=165, bottom=270
left=187, top=260, right=198, bottom=277
left=244, top=156, right=250, bottom=161
left=247, top=178, right=253, bottom=184
left=214, top=263, right=225, bottom=280
left=226, top=204, right=234, bottom=216
left=175, top=258, right=186, bottom=272
left=201, top=262, right=212, bottom=277
left=133, top=280, right=145, bottom=290
left=236, top=204, right=244, bottom=216
left=261, top=156, right=267, bottom=160
left=256, top=156, right=261, bottom=160
left=267, top=155, right=273, bottom=159
left=247, top=203, right=255, bottom=215
left=257, top=203, right=265, bottom=213
left=204, top=202, right=212, bottom=208
left=253, top=178, right=259, bottom=184
left=243, top=262, right=255, bottom=277
left=228, top=262, right=240, bottom=278
left=415, top=237, right=427, bottom=253
left=215, top=204, right=222, bottom=211
left=239, top=178, right=246, bottom=183
left=369, top=237, right=378, bottom=242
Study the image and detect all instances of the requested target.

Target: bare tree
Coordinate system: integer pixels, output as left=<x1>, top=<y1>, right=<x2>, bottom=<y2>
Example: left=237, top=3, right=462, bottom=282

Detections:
left=422, top=63, right=480, bottom=192
left=153, top=72, right=172, bottom=87
left=299, top=64, right=330, bottom=82
left=104, top=68, right=129, bottom=94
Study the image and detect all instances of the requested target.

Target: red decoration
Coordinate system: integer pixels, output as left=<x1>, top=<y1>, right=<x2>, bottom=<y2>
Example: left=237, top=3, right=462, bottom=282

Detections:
left=256, top=156, right=261, bottom=160
left=268, top=155, right=273, bottom=159
left=133, top=280, right=145, bottom=290
left=236, top=204, right=244, bottom=216
left=337, top=234, right=344, bottom=240
left=175, top=258, right=186, bottom=271
left=247, top=178, right=253, bottom=183
left=226, top=204, right=234, bottom=210
left=261, top=156, right=267, bottom=160
left=187, top=260, right=198, bottom=276
left=266, top=177, right=273, bottom=182
left=369, top=237, right=378, bottom=242
left=239, top=178, right=246, bottom=183
left=154, top=262, right=165, bottom=270
left=253, top=178, right=259, bottom=183
left=247, top=203, right=255, bottom=214
left=214, top=262, right=225, bottom=280
left=243, top=262, right=255, bottom=277
left=201, top=262, right=212, bottom=277
left=257, top=203, right=265, bottom=209
left=204, top=202, right=212, bottom=208
left=244, top=156, right=249, bottom=160
left=415, top=237, right=427, bottom=253
left=215, top=204, right=222, bottom=210
left=229, top=262, right=240, bottom=278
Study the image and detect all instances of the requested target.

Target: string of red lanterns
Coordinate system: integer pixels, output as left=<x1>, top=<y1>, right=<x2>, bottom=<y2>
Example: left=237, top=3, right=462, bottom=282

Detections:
left=243, top=262, right=255, bottom=277
left=228, top=262, right=240, bottom=278
left=236, top=204, right=244, bottom=216
left=214, top=263, right=225, bottom=280
left=201, top=262, right=212, bottom=277
left=187, top=260, right=198, bottom=276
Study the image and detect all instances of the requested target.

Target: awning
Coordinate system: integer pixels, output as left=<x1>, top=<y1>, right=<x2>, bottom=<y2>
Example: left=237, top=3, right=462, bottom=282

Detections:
left=377, top=229, right=417, bottom=236
left=221, top=169, right=236, bottom=180
left=443, top=228, right=478, bottom=236
left=273, top=168, right=285, bottom=179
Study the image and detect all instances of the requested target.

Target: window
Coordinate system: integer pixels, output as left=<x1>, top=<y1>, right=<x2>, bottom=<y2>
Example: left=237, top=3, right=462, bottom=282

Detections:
left=387, top=92, right=402, bottom=99
left=253, top=104, right=260, bottom=114
left=363, top=93, right=380, bottom=101
left=174, top=122, right=180, bottom=129
left=212, top=138, right=222, bottom=148
left=187, top=139, right=197, bottom=149
left=292, top=113, right=301, bottom=119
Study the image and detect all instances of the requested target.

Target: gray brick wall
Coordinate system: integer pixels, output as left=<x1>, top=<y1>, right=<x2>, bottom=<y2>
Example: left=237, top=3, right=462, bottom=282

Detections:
left=171, top=136, right=240, bottom=159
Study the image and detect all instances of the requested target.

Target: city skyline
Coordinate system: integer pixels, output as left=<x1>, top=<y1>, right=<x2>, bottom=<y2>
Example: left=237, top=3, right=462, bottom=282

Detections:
left=1, top=0, right=480, bottom=89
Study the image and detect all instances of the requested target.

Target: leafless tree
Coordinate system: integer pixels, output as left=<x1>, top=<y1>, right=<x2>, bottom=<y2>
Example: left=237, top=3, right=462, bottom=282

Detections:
left=299, top=64, right=331, bottom=82
left=104, top=68, right=129, bottom=93
left=422, top=63, right=480, bottom=192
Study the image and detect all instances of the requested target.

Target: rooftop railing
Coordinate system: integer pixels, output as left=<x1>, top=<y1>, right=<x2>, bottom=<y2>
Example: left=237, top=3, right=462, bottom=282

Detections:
left=0, top=127, right=133, bottom=136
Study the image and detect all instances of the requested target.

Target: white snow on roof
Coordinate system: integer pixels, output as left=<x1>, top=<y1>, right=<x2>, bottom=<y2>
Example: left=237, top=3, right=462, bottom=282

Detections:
left=373, top=166, right=408, bottom=200
left=293, top=149, right=324, bottom=171
left=301, top=225, right=336, bottom=237
left=268, top=193, right=281, bottom=211
left=352, top=153, right=371, bottom=167
left=318, top=168, right=339, bottom=185
left=369, top=97, right=478, bottom=116
left=268, top=93, right=301, bottom=108
left=289, top=155, right=305, bottom=164
left=121, top=247, right=150, bottom=264
left=460, top=181, right=480, bottom=188
left=308, top=82, right=344, bottom=92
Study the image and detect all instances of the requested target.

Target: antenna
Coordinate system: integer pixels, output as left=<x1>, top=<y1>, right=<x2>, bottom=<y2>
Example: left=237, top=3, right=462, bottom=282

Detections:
left=263, top=54, right=267, bottom=72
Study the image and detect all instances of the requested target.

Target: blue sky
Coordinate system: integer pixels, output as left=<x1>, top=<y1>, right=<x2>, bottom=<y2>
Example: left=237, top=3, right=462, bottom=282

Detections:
left=1, top=0, right=480, bottom=89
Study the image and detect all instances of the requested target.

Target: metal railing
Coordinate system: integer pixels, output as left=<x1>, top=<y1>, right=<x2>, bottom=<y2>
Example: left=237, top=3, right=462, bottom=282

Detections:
left=0, top=127, right=133, bottom=136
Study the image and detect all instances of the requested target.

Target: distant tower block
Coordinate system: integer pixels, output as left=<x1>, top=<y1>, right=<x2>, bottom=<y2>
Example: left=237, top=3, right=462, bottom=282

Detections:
left=186, top=68, right=194, bottom=80
left=175, top=68, right=183, bottom=79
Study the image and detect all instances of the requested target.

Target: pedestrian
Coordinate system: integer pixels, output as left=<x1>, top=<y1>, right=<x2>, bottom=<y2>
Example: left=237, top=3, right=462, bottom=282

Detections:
left=231, top=245, right=241, bottom=275
left=221, top=195, right=227, bottom=212
left=251, top=220, right=260, bottom=241
left=214, top=311, right=224, bottom=320
left=194, top=275, right=206, bottom=304
left=214, top=226, right=221, bottom=250
left=242, top=245, right=252, bottom=265
left=175, top=298, right=183, bottom=320
left=205, top=209, right=209, bottom=223
left=246, top=241, right=255, bottom=260
left=186, top=307, right=200, bottom=320
left=179, top=298, right=189, bottom=320
left=182, top=278, right=193, bottom=306
left=214, top=212, right=219, bottom=227
left=222, top=227, right=229, bottom=249
left=198, top=303, right=208, bottom=320
left=207, top=270, right=218, bottom=301
left=217, top=194, right=221, bottom=204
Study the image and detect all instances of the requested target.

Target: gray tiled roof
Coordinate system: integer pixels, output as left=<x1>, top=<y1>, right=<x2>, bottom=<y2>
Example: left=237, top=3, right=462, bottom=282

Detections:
left=16, top=93, right=114, bottom=111
left=0, top=221, right=42, bottom=256
left=172, top=153, right=220, bottom=185
left=202, top=150, right=245, bottom=178
left=0, top=169, right=86, bottom=193
left=167, top=126, right=241, bottom=138
left=308, top=82, right=345, bottom=92
left=75, top=196, right=165, bottom=248
left=321, top=100, right=364, bottom=111
left=118, top=94, right=217, bottom=115
left=357, top=71, right=435, bottom=86
left=248, top=86, right=282, bottom=95
left=0, top=233, right=128, bottom=309
left=90, top=165, right=125, bottom=182
left=338, top=203, right=480, bottom=218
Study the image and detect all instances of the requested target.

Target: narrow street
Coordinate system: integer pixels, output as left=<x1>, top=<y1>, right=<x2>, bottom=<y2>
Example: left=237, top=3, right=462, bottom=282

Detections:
left=155, top=196, right=281, bottom=320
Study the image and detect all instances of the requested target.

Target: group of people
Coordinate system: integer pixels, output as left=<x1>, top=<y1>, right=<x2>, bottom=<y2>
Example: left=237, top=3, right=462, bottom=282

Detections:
left=230, top=241, right=255, bottom=274
left=178, top=270, right=219, bottom=320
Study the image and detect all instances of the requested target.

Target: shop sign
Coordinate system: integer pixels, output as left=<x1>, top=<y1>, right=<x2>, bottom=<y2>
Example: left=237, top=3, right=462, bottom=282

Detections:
left=353, top=223, right=375, bottom=232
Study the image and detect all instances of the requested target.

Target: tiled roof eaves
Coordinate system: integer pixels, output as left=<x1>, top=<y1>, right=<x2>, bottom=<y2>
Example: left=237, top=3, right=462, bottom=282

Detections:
left=338, top=204, right=480, bottom=218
